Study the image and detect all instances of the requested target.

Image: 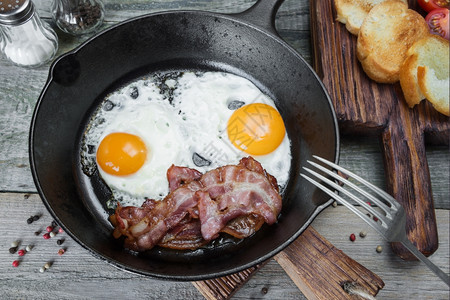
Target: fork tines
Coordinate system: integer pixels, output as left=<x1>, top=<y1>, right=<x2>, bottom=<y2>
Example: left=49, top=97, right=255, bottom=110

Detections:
left=301, top=155, right=450, bottom=286
left=300, top=155, right=397, bottom=234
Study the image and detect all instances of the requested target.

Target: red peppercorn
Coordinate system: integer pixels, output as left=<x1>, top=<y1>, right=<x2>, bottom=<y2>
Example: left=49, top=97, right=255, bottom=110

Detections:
left=58, top=248, right=65, bottom=256
left=18, top=249, right=26, bottom=256
left=43, top=233, right=50, bottom=239
left=373, top=216, right=379, bottom=222
left=46, top=226, right=53, bottom=233
left=349, top=233, right=356, bottom=242
left=58, top=228, right=64, bottom=233
left=12, top=260, right=20, bottom=267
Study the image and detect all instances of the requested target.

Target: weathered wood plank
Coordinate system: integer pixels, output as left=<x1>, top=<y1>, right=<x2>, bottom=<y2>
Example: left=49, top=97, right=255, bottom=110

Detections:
left=0, top=193, right=448, bottom=299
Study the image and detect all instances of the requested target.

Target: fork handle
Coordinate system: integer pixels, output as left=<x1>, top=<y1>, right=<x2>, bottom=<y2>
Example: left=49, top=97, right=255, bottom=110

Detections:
left=401, top=238, right=450, bottom=287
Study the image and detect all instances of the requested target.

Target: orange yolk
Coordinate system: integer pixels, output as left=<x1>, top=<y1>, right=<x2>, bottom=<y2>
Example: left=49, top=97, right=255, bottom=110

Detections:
left=96, top=132, right=148, bottom=176
left=227, top=103, right=285, bottom=156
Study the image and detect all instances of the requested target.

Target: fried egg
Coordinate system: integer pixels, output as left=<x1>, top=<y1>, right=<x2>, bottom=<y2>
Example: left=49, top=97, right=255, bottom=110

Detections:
left=81, top=71, right=291, bottom=207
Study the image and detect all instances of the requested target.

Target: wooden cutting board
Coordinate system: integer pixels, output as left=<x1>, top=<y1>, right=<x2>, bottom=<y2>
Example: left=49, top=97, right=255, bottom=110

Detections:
left=310, top=0, right=449, bottom=260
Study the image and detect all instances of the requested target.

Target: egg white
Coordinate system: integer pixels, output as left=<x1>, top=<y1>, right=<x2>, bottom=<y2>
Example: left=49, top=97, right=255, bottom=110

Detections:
left=81, top=71, right=291, bottom=207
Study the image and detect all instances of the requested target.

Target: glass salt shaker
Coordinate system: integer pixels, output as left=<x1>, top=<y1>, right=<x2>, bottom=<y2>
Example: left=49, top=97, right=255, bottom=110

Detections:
left=52, top=0, right=104, bottom=36
left=0, top=0, right=58, bottom=68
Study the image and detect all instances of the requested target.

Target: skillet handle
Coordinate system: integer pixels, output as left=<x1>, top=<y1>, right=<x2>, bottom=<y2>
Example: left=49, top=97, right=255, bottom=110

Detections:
left=233, top=0, right=285, bottom=36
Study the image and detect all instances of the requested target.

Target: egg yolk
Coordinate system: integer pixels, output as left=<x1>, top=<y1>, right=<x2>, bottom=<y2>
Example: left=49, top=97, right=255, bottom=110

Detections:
left=96, top=132, right=148, bottom=176
left=227, top=103, right=285, bottom=155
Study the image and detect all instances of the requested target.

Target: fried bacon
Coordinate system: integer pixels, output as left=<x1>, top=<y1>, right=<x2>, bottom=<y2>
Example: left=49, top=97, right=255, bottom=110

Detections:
left=110, top=157, right=282, bottom=252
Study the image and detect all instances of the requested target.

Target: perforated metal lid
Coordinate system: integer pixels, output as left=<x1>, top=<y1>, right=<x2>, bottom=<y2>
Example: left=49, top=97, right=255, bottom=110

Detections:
left=0, top=0, right=34, bottom=26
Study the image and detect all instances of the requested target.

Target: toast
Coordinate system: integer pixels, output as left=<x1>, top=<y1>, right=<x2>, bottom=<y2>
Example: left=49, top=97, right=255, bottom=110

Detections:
left=356, top=0, right=429, bottom=83
left=335, top=0, right=407, bottom=35
left=413, top=36, right=450, bottom=116
left=400, top=35, right=449, bottom=115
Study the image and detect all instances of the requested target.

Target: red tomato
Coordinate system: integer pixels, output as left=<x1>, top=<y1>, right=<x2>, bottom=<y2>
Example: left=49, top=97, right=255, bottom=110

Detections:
left=425, top=8, right=450, bottom=40
left=418, top=0, right=449, bottom=12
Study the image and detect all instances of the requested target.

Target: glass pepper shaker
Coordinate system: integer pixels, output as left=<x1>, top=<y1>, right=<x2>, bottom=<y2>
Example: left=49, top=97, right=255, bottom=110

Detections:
left=52, top=0, right=104, bottom=36
left=0, top=0, right=58, bottom=68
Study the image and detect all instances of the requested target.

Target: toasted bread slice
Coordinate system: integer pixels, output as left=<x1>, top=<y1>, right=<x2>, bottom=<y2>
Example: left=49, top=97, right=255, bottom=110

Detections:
left=356, top=0, right=429, bottom=83
left=415, top=36, right=450, bottom=116
left=400, top=35, right=449, bottom=111
left=418, top=66, right=450, bottom=116
left=399, top=51, right=425, bottom=107
left=335, top=0, right=407, bottom=35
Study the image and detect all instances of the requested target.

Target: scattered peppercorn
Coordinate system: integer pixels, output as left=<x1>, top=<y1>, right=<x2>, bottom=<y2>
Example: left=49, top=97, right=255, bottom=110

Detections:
left=44, top=262, right=51, bottom=269
left=25, top=245, right=33, bottom=252
left=46, top=226, right=53, bottom=233
left=39, top=266, right=45, bottom=273
left=27, top=217, right=34, bottom=224
left=24, top=194, right=30, bottom=200
left=43, top=233, right=50, bottom=239
left=349, top=233, right=356, bottom=242
left=9, top=247, right=18, bottom=254
left=359, top=231, right=367, bottom=238
left=57, top=248, right=65, bottom=256
left=34, top=231, right=41, bottom=236
left=58, top=228, right=64, bottom=234
left=51, top=220, right=57, bottom=228
left=373, top=216, right=379, bottom=222
left=32, top=215, right=40, bottom=222
left=332, top=201, right=338, bottom=208
left=376, top=245, right=383, bottom=253
left=12, top=260, right=20, bottom=267
left=57, top=239, right=64, bottom=246
left=261, top=287, right=268, bottom=294
left=11, top=241, right=19, bottom=247
left=50, top=232, right=56, bottom=238
left=18, top=249, right=26, bottom=256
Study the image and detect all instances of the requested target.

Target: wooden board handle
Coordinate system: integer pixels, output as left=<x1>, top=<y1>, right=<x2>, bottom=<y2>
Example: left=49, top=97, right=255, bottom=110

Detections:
left=381, top=99, right=438, bottom=259
left=275, top=226, right=384, bottom=299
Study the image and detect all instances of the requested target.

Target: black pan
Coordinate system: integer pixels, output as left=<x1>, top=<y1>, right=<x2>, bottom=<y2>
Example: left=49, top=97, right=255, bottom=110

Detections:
left=30, top=0, right=339, bottom=280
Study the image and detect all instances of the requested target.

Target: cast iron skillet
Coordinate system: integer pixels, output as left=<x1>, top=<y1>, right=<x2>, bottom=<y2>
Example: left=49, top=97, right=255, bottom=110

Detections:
left=30, top=0, right=339, bottom=280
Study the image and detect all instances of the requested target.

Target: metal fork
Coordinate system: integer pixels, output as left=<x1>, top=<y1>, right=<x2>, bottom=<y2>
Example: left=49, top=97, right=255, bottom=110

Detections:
left=301, top=155, right=450, bottom=286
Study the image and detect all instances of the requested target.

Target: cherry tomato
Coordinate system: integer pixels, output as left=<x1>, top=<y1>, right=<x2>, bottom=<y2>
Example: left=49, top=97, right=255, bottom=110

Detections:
left=425, top=8, right=450, bottom=40
left=418, top=0, right=449, bottom=12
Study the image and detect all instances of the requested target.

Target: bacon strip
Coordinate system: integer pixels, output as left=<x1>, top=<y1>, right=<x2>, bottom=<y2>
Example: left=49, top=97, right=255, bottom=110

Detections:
left=158, top=214, right=207, bottom=250
left=113, top=181, right=202, bottom=251
left=167, top=164, right=202, bottom=191
left=111, top=157, right=282, bottom=252
left=197, top=164, right=282, bottom=240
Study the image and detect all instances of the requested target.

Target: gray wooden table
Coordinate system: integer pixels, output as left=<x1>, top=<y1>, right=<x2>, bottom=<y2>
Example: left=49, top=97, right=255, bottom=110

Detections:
left=0, top=1, right=448, bottom=299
